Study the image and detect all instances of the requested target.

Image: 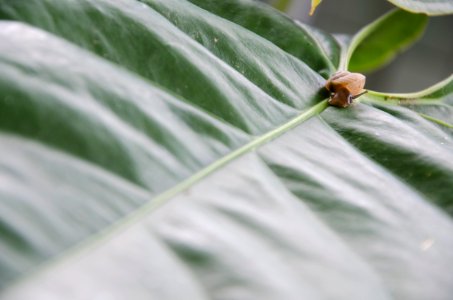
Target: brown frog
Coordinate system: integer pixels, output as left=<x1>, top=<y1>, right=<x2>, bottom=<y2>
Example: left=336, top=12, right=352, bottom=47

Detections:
left=325, top=71, right=367, bottom=108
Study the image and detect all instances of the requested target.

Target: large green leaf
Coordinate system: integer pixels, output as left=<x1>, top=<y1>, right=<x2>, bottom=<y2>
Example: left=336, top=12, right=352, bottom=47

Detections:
left=0, top=0, right=452, bottom=299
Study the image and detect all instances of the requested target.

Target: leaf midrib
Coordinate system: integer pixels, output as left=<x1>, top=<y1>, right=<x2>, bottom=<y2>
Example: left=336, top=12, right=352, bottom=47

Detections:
left=4, top=100, right=329, bottom=292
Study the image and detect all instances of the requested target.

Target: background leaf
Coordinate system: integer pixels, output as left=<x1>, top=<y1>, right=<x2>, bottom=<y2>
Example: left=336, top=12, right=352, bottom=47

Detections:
left=388, top=0, right=453, bottom=15
left=308, top=0, right=453, bottom=16
left=347, top=9, right=428, bottom=73
left=0, top=0, right=453, bottom=299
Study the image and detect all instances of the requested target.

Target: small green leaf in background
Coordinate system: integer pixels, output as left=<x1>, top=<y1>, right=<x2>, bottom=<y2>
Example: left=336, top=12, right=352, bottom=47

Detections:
left=310, top=0, right=323, bottom=15
left=388, top=0, right=453, bottom=15
left=347, top=9, right=428, bottom=73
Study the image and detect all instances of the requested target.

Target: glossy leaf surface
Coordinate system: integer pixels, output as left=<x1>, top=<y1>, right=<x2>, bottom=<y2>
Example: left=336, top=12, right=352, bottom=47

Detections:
left=0, top=0, right=452, bottom=299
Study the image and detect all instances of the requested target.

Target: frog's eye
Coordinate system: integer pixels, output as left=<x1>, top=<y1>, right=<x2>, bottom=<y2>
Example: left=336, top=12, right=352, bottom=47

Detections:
left=347, top=94, right=353, bottom=104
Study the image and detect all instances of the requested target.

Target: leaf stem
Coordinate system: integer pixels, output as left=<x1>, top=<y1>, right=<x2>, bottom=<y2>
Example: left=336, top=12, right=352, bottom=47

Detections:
left=366, top=74, right=453, bottom=100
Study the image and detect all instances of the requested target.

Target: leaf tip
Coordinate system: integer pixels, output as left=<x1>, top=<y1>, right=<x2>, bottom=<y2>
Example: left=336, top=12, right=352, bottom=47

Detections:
left=309, top=0, right=323, bottom=16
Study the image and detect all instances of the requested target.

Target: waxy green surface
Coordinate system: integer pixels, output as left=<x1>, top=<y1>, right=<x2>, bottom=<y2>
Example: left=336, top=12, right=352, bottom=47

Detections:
left=0, top=1, right=452, bottom=299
